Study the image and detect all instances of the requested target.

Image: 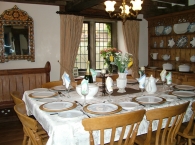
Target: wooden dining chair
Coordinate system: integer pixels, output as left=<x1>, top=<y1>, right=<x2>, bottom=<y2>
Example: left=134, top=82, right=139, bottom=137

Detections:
left=177, top=101, right=195, bottom=145
left=41, top=80, right=63, bottom=88
left=82, top=109, right=146, bottom=145
left=14, top=103, right=49, bottom=145
left=135, top=101, right=190, bottom=145
left=10, top=91, right=24, bottom=105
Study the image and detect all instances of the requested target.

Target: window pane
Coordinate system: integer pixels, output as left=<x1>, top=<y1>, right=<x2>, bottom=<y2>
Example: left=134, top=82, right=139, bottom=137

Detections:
left=95, top=23, right=112, bottom=69
left=75, top=23, right=89, bottom=69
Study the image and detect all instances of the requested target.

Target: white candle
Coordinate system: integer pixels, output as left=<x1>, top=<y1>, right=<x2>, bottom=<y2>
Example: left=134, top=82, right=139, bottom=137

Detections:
left=101, top=69, right=106, bottom=74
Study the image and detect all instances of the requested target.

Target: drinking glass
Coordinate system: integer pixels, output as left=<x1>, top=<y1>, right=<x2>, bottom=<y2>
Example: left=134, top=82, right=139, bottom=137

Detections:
left=140, top=87, right=145, bottom=96
left=106, top=87, right=113, bottom=102
left=66, top=85, right=71, bottom=98
left=81, top=85, right=89, bottom=106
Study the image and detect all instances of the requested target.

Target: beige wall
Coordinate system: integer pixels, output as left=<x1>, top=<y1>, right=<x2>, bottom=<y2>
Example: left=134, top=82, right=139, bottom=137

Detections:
left=0, top=2, right=148, bottom=81
left=0, top=2, right=61, bottom=81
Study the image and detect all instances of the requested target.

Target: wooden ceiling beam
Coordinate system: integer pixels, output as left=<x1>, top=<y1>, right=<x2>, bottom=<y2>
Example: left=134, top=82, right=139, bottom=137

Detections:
left=65, top=0, right=106, bottom=12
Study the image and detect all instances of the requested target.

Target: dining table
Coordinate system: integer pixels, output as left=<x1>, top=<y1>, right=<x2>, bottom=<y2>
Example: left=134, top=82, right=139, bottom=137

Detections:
left=22, top=80, right=195, bottom=145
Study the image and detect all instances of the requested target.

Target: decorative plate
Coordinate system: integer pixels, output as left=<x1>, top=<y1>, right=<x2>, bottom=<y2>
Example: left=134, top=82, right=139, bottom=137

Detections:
left=190, top=37, right=195, bottom=47
left=29, top=91, right=58, bottom=98
left=149, top=66, right=158, bottom=69
left=176, top=36, right=188, bottom=48
left=188, top=23, right=195, bottom=33
left=155, top=26, right=164, bottom=36
left=51, top=85, right=66, bottom=91
left=83, top=103, right=122, bottom=115
left=39, top=101, right=77, bottom=112
left=163, top=26, right=172, bottom=35
left=173, top=22, right=190, bottom=34
left=132, top=96, right=166, bottom=105
left=168, top=38, right=175, bottom=48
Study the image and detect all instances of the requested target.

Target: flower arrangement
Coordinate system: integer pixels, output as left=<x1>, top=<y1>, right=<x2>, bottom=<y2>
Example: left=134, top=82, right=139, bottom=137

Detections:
left=100, top=48, right=121, bottom=73
left=112, top=52, right=133, bottom=73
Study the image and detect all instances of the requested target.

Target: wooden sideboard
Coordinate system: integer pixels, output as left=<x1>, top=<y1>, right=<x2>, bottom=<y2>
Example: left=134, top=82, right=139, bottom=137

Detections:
left=146, top=9, right=195, bottom=83
left=145, top=68, right=195, bottom=84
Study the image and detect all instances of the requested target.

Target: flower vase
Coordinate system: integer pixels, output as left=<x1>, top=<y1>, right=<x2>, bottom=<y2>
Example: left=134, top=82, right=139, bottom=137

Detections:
left=116, top=73, right=127, bottom=93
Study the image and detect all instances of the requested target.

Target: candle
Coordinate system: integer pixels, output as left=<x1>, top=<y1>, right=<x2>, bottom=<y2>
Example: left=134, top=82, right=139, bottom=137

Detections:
left=101, top=69, right=106, bottom=74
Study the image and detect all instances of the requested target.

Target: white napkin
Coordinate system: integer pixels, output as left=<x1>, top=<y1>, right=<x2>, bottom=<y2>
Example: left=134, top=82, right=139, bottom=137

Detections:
left=61, top=71, right=71, bottom=89
left=166, top=72, right=172, bottom=85
left=90, top=69, right=97, bottom=82
left=160, top=69, right=167, bottom=81
left=81, top=79, right=89, bottom=94
left=138, top=74, right=146, bottom=89
left=106, top=77, right=113, bottom=92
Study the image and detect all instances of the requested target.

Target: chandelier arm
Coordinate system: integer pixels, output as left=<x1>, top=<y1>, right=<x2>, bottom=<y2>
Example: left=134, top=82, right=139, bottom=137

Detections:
left=129, top=10, right=139, bottom=17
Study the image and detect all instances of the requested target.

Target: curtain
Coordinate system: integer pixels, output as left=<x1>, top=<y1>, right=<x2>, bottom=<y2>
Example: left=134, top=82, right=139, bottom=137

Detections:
left=60, top=15, right=84, bottom=81
left=122, top=20, right=140, bottom=78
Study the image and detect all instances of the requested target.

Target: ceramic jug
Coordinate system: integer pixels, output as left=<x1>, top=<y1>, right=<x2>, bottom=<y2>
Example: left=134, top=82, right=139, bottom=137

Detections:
left=150, top=53, right=158, bottom=60
left=162, top=54, right=170, bottom=60
left=190, top=55, right=195, bottom=62
left=145, top=75, right=158, bottom=94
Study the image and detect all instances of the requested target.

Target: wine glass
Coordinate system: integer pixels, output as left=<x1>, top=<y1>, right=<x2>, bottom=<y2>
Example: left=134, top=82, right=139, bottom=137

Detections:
left=81, top=84, right=89, bottom=106
left=106, top=86, right=113, bottom=102
left=66, top=85, right=71, bottom=98
left=140, top=87, right=145, bottom=96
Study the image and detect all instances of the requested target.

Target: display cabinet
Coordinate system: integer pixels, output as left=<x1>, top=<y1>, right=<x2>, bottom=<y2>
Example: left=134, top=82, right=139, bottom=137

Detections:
left=146, top=9, right=195, bottom=82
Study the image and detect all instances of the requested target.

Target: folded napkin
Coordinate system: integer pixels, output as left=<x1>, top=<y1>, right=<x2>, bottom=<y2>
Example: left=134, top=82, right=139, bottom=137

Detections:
left=166, top=72, right=172, bottom=85
left=61, top=71, right=71, bottom=89
left=138, top=74, right=146, bottom=89
left=106, top=77, right=113, bottom=92
left=81, top=79, right=89, bottom=94
left=90, top=69, right=97, bottom=82
left=160, top=69, right=167, bottom=81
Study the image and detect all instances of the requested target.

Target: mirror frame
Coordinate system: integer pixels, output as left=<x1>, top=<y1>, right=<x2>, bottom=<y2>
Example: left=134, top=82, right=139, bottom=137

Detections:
left=0, top=5, right=35, bottom=63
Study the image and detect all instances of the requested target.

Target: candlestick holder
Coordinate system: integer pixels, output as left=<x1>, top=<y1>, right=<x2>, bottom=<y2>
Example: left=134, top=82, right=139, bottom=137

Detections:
left=100, top=73, right=107, bottom=96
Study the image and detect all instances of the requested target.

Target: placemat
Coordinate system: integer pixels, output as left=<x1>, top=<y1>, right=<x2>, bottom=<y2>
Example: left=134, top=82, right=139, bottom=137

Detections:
left=112, top=88, right=141, bottom=96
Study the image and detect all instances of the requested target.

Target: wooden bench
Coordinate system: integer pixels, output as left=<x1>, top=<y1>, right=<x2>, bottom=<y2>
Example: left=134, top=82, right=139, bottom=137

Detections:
left=0, top=61, right=51, bottom=122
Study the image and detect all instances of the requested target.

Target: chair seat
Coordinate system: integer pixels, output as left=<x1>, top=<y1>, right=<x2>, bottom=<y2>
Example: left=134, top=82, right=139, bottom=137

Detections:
left=135, top=130, right=177, bottom=145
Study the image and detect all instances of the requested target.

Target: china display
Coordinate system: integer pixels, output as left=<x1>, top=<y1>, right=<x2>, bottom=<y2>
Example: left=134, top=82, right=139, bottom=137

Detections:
left=116, top=73, right=127, bottom=93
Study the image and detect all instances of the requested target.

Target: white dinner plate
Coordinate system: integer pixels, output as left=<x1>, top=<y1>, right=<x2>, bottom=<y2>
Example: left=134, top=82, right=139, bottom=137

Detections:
left=58, top=110, right=83, bottom=119
left=43, top=102, right=73, bottom=111
left=87, top=103, right=118, bottom=113
left=33, top=88, right=49, bottom=91
left=38, top=98, right=58, bottom=102
left=172, top=91, right=195, bottom=98
left=127, top=79, right=138, bottom=84
left=174, top=85, right=195, bottom=91
left=118, top=102, right=139, bottom=110
left=149, top=67, right=158, bottom=69
left=135, top=96, right=164, bottom=105
left=51, top=85, right=66, bottom=91
left=159, top=94, right=177, bottom=101
left=29, top=91, right=57, bottom=98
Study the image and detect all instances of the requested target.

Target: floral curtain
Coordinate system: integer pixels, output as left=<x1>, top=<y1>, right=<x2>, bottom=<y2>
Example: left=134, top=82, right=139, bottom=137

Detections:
left=122, top=20, right=140, bottom=78
left=60, top=15, right=84, bottom=81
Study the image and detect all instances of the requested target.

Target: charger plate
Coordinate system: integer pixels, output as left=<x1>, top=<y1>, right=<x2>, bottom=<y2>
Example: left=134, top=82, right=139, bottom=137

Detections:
left=39, top=101, right=77, bottom=112
left=83, top=103, right=122, bottom=115
left=132, top=96, right=166, bottom=105
left=172, top=91, right=195, bottom=98
left=29, top=91, right=58, bottom=98
left=174, top=85, right=195, bottom=91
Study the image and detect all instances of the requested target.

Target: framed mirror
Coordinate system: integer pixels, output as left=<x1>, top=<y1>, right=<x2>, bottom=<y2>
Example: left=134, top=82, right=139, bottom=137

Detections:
left=0, top=5, right=35, bottom=63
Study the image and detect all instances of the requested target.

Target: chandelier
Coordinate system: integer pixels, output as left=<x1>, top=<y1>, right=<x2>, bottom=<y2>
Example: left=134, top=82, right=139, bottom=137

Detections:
left=104, top=0, right=143, bottom=23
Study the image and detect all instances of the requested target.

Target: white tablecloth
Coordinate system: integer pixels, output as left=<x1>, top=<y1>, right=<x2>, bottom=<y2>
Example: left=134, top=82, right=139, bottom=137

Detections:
left=22, top=84, right=194, bottom=145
